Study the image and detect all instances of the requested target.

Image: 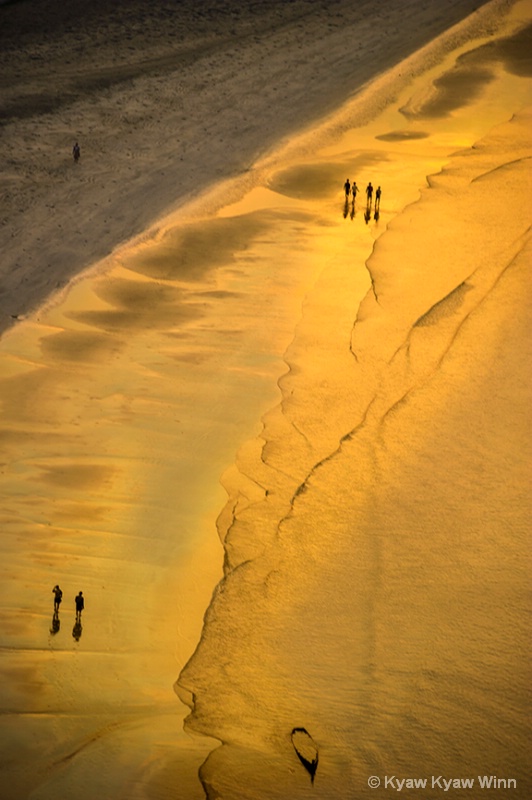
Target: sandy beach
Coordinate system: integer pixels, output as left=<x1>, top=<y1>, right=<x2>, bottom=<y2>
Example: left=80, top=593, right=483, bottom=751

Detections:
left=0, top=0, right=531, bottom=798
left=1, top=0, right=493, bottom=334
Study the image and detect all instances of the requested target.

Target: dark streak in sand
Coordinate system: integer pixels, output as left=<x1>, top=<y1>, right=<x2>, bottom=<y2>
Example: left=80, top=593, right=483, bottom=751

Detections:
left=400, top=21, right=532, bottom=119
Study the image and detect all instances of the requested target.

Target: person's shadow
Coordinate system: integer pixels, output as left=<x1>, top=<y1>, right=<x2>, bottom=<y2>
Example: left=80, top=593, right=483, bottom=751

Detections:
left=343, top=197, right=349, bottom=218
left=72, top=619, right=83, bottom=641
left=50, top=611, right=60, bottom=635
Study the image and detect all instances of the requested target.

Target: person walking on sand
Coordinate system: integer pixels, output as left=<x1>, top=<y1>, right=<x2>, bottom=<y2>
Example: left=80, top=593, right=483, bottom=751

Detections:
left=75, top=591, right=84, bottom=620
left=52, top=585, right=63, bottom=612
left=352, top=182, right=358, bottom=202
left=72, top=141, right=80, bottom=162
left=366, top=182, right=373, bottom=206
left=375, top=185, right=382, bottom=210
left=344, top=178, right=351, bottom=198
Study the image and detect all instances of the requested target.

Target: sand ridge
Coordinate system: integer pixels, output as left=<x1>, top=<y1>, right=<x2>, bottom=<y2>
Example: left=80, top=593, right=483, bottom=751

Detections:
left=0, top=1, right=529, bottom=798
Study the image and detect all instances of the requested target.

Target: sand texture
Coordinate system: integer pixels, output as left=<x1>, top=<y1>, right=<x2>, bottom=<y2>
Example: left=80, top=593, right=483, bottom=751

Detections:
left=0, top=0, right=531, bottom=798
left=1, top=0, right=491, bottom=334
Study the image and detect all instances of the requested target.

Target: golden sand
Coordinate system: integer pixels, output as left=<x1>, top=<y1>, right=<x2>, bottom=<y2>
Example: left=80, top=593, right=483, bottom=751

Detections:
left=0, top=1, right=530, bottom=798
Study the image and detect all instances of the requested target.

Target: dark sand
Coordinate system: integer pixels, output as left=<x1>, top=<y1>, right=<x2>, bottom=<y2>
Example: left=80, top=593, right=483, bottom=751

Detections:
left=0, top=0, right=490, bottom=334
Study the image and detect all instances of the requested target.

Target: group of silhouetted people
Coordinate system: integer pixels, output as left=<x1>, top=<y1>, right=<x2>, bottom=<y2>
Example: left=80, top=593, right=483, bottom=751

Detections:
left=343, top=178, right=382, bottom=222
left=51, top=585, right=85, bottom=640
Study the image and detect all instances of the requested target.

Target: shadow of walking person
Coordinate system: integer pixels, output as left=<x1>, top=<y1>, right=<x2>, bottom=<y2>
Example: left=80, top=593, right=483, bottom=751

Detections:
left=50, top=610, right=60, bottom=635
left=72, top=619, right=83, bottom=641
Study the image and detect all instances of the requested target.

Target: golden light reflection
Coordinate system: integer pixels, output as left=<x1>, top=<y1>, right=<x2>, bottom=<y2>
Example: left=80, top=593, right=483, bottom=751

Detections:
left=0, top=2, right=530, bottom=797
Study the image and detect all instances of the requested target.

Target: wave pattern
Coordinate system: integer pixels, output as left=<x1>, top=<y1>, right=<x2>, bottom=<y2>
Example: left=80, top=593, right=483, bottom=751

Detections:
left=178, top=99, right=531, bottom=799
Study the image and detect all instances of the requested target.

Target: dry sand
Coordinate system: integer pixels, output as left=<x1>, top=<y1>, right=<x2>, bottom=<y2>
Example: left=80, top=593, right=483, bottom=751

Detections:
left=0, top=1, right=530, bottom=799
left=1, top=0, right=491, bottom=334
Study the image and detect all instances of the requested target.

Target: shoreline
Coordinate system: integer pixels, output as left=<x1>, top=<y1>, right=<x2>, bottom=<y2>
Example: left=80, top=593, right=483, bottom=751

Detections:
left=178, top=20, right=532, bottom=800
left=0, top=1, right=530, bottom=798
left=0, top=0, right=492, bottom=336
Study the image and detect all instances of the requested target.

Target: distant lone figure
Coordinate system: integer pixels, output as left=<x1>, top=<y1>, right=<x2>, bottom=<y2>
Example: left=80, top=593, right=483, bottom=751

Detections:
left=52, top=585, right=63, bottom=612
left=375, top=186, right=382, bottom=209
left=72, top=141, right=80, bottom=162
left=344, top=178, right=351, bottom=198
left=366, top=182, right=373, bottom=205
left=75, top=591, right=84, bottom=620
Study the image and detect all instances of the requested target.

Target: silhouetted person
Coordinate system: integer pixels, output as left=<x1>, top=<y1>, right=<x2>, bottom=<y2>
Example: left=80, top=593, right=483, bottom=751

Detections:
left=75, top=591, right=84, bottom=620
left=73, top=141, right=80, bottom=162
left=352, top=182, right=358, bottom=202
left=344, top=178, right=351, bottom=198
left=366, top=182, right=373, bottom=206
left=72, top=619, right=83, bottom=641
left=375, top=186, right=382, bottom=210
left=52, top=585, right=63, bottom=612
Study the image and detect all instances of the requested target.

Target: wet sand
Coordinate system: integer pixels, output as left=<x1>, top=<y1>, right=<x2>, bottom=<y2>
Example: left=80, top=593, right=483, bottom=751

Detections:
left=1, top=0, right=491, bottom=335
left=0, top=0, right=531, bottom=798
left=177, top=1, right=531, bottom=796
